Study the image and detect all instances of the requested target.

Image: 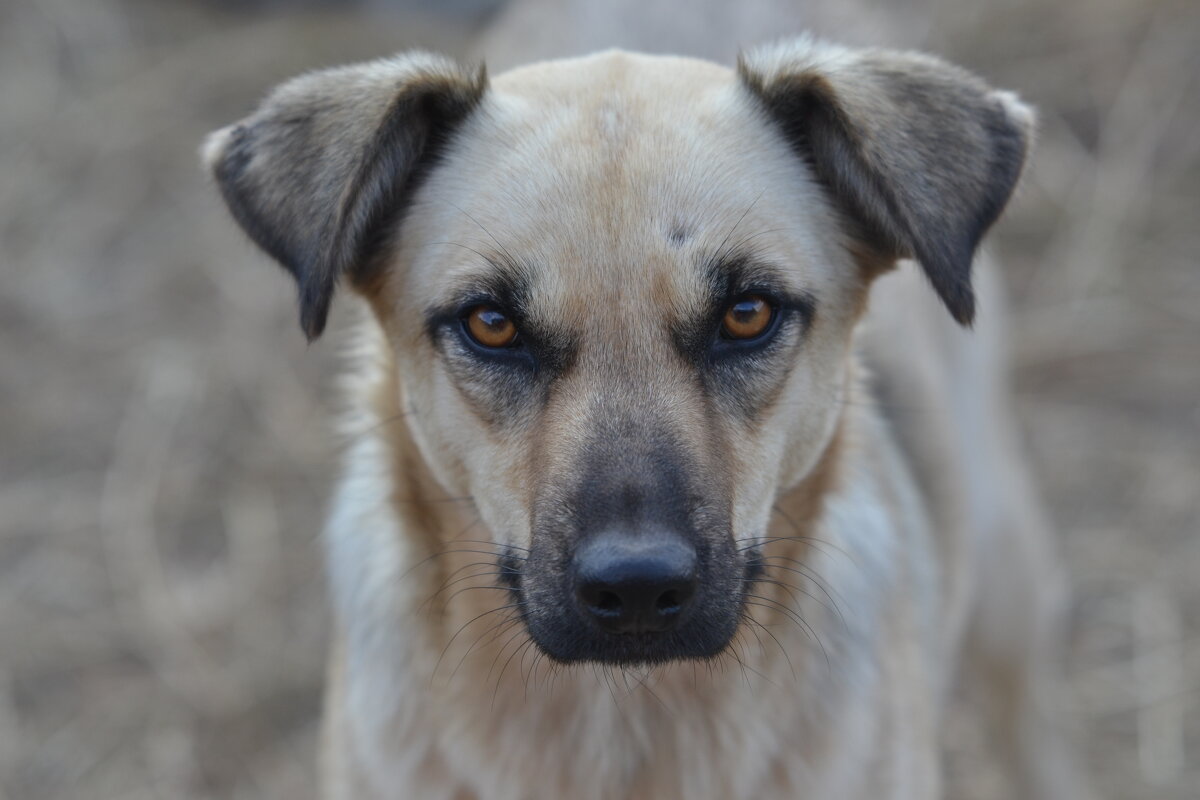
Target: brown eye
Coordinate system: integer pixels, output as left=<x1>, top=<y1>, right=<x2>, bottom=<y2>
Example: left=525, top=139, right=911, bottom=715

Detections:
left=464, top=305, right=518, bottom=348
left=720, top=295, right=774, bottom=340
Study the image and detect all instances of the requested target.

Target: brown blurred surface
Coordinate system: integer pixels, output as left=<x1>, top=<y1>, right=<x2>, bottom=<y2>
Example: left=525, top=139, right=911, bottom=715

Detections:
left=0, top=1, right=1196, bottom=798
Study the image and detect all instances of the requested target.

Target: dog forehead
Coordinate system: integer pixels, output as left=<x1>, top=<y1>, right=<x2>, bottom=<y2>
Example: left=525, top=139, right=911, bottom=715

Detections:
left=490, top=49, right=732, bottom=100
left=478, top=51, right=765, bottom=209
left=401, top=50, right=843, bottom=316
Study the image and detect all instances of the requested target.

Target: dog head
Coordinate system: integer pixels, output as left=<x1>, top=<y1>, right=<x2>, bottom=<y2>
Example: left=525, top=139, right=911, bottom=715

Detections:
left=204, top=41, right=1032, bottom=665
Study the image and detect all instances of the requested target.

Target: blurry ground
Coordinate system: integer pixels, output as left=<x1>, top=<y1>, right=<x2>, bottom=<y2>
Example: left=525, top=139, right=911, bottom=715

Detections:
left=0, top=0, right=1195, bottom=798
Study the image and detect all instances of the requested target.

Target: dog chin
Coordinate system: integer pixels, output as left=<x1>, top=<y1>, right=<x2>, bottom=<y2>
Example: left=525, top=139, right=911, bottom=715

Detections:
left=522, top=608, right=742, bottom=666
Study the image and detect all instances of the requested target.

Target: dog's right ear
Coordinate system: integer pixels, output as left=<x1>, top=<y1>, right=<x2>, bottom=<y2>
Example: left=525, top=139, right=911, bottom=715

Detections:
left=202, top=53, right=487, bottom=340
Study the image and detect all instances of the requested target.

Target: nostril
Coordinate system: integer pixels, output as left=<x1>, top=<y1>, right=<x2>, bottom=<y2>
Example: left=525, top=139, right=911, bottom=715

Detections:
left=593, top=590, right=623, bottom=616
left=655, top=589, right=682, bottom=615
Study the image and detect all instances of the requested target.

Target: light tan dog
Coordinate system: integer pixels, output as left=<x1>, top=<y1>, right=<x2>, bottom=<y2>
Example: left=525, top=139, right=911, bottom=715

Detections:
left=204, top=38, right=1089, bottom=800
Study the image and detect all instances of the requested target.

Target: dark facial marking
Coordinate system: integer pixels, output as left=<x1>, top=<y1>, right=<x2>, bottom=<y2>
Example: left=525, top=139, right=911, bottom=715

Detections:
left=670, top=251, right=816, bottom=420
left=423, top=253, right=576, bottom=426
left=521, top=414, right=743, bottom=665
left=668, top=222, right=692, bottom=246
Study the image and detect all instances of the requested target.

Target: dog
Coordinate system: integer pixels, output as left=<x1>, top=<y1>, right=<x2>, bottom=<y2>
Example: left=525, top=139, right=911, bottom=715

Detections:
left=203, top=37, right=1091, bottom=800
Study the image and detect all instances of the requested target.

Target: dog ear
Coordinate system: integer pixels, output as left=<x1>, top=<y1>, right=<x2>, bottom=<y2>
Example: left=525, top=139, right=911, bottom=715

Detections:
left=738, top=39, right=1034, bottom=326
left=203, top=53, right=487, bottom=339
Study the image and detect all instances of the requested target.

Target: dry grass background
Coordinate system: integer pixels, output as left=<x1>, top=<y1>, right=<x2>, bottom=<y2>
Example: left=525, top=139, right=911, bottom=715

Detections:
left=0, top=0, right=1196, bottom=798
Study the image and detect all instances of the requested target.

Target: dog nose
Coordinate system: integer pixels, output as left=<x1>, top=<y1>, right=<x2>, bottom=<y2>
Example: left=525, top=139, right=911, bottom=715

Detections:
left=573, top=531, right=698, bottom=634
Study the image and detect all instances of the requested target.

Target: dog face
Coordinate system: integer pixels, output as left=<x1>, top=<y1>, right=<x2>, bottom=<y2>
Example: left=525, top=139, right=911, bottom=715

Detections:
left=390, top=54, right=871, bottom=664
left=204, top=43, right=1031, bottom=665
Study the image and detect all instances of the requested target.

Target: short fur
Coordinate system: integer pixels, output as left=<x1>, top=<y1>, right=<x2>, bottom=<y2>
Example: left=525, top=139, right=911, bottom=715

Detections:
left=204, top=37, right=1089, bottom=800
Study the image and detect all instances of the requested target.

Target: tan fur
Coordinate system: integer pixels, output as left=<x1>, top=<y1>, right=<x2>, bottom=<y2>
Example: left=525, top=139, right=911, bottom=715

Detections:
left=205, top=40, right=1090, bottom=800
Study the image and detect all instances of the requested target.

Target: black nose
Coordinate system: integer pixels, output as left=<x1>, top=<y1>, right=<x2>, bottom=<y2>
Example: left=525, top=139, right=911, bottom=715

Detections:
left=573, top=530, right=698, bottom=634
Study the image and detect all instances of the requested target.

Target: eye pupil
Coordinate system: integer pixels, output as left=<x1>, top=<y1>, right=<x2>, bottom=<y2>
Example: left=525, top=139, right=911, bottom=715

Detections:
left=721, top=295, right=773, bottom=340
left=465, top=305, right=518, bottom=348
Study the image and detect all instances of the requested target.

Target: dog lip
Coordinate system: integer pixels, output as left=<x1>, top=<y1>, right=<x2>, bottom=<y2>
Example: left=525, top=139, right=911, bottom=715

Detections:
left=527, top=620, right=736, bottom=666
left=520, top=602, right=743, bottom=666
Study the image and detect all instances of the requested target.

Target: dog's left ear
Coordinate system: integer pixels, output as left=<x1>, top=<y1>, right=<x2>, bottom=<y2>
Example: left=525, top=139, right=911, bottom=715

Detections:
left=738, top=39, right=1034, bottom=326
left=203, top=53, right=487, bottom=340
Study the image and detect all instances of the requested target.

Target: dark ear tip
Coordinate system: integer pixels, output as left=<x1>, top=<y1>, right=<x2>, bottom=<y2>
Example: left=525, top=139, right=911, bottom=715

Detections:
left=946, top=292, right=976, bottom=328
left=300, top=318, right=325, bottom=342
left=300, top=308, right=329, bottom=341
left=299, top=287, right=332, bottom=341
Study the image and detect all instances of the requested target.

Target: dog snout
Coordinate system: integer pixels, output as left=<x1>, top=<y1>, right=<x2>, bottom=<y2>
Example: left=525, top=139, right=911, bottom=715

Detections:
left=573, top=529, right=698, bottom=634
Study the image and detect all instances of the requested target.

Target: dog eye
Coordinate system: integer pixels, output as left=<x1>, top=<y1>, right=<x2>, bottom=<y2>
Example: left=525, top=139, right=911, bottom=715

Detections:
left=464, top=305, right=519, bottom=349
left=720, top=295, right=775, bottom=340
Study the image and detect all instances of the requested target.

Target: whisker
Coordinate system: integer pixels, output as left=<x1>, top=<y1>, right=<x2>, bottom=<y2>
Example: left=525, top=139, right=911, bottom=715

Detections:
left=739, top=611, right=797, bottom=681
left=743, top=573, right=846, bottom=631
left=340, top=406, right=417, bottom=448
left=487, top=624, right=530, bottom=693
left=493, top=638, right=538, bottom=707
left=633, top=672, right=675, bottom=719
left=431, top=560, right=517, bottom=587
left=743, top=596, right=831, bottom=674
left=448, top=539, right=530, bottom=553
left=432, top=603, right=524, bottom=681
left=437, top=581, right=511, bottom=610
left=713, top=190, right=766, bottom=262
left=432, top=239, right=497, bottom=267
left=736, top=531, right=857, bottom=567
left=751, top=560, right=848, bottom=629
left=451, top=614, right=521, bottom=680
left=740, top=611, right=770, bottom=658
left=594, top=663, right=626, bottom=716
left=726, top=630, right=754, bottom=691
left=447, top=202, right=521, bottom=269
left=424, top=547, right=521, bottom=562
left=526, top=649, right=549, bottom=699
left=770, top=504, right=863, bottom=567
left=728, top=629, right=780, bottom=690
left=521, top=637, right=543, bottom=701
left=421, top=564, right=506, bottom=607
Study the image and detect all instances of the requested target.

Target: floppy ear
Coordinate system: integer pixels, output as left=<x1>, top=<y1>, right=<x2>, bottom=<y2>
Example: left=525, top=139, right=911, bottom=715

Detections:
left=203, top=53, right=487, bottom=339
left=738, top=39, right=1034, bottom=326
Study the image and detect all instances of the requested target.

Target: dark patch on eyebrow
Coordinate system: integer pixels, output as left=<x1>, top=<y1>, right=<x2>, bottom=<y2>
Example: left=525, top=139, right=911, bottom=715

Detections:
left=699, top=251, right=790, bottom=299
left=420, top=249, right=578, bottom=430
left=668, top=221, right=691, bottom=246
left=668, top=250, right=818, bottom=422
left=710, top=252, right=818, bottom=325
left=672, top=251, right=815, bottom=358
left=422, top=250, right=533, bottom=340
left=423, top=249, right=578, bottom=376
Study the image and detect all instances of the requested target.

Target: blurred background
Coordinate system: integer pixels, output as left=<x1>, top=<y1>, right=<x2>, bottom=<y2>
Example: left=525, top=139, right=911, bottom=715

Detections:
left=0, top=0, right=1195, bottom=797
